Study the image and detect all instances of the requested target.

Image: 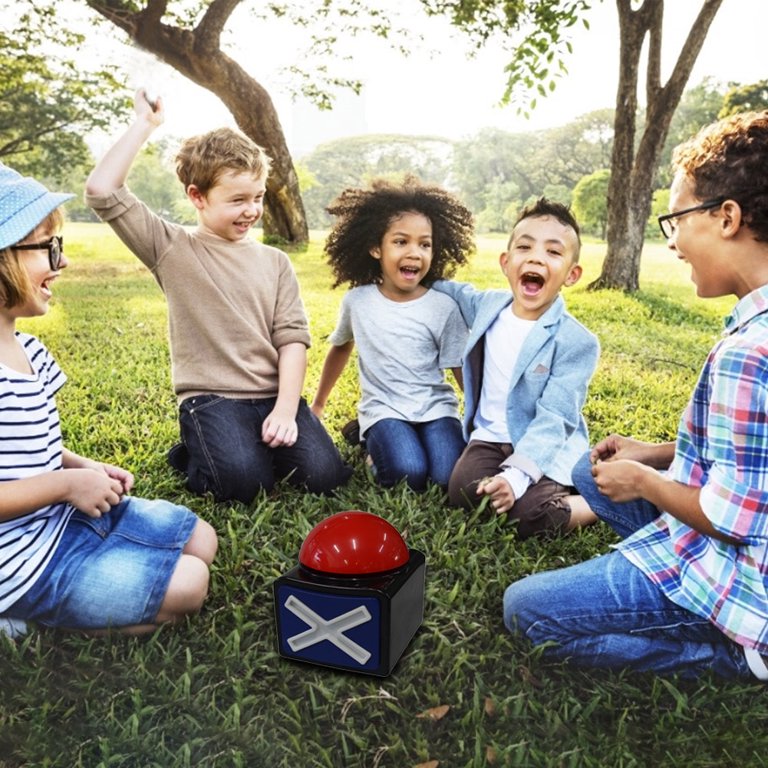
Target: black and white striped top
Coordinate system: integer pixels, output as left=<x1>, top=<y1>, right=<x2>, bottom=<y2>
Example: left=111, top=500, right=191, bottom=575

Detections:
left=0, top=333, right=73, bottom=612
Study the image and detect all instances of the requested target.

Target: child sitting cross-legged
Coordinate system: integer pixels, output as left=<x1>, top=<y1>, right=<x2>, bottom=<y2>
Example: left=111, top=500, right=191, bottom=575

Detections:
left=433, top=198, right=600, bottom=539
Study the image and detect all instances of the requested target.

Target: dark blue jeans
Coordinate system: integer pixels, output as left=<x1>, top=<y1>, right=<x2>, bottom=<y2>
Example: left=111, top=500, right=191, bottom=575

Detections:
left=502, top=452, right=753, bottom=679
left=178, top=395, right=351, bottom=504
left=364, top=417, right=465, bottom=491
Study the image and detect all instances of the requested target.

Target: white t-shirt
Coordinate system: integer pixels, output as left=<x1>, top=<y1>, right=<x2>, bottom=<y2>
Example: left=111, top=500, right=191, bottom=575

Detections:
left=328, top=285, right=467, bottom=436
left=470, top=309, right=537, bottom=497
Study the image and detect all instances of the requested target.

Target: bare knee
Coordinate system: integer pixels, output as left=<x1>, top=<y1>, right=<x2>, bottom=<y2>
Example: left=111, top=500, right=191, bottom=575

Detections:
left=184, top=519, right=218, bottom=565
left=156, top=555, right=211, bottom=622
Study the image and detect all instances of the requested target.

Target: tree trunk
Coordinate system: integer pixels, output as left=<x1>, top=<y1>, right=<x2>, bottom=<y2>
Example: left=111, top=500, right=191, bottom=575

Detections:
left=85, top=0, right=309, bottom=244
left=590, top=0, right=724, bottom=291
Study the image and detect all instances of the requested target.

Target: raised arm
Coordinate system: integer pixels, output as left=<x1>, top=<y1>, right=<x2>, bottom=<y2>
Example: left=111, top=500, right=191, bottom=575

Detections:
left=85, top=89, right=164, bottom=197
left=311, top=341, right=355, bottom=419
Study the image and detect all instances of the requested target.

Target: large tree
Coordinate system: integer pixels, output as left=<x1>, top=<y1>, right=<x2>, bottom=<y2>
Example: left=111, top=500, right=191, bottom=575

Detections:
left=594, top=0, right=723, bottom=291
left=77, top=0, right=591, bottom=244
left=83, top=0, right=311, bottom=244
left=441, top=0, right=725, bottom=291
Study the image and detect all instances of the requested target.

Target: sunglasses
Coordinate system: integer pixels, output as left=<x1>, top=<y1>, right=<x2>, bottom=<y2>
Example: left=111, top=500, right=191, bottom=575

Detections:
left=11, top=236, right=64, bottom=271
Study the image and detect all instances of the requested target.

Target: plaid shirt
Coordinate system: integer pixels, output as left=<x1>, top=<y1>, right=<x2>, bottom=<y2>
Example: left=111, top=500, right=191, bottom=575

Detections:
left=619, top=285, right=768, bottom=652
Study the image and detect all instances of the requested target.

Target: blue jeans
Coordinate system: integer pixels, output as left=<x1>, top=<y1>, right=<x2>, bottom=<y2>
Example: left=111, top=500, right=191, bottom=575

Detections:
left=502, top=452, right=753, bottom=679
left=364, top=417, right=465, bottom=491
left=179, top=395, right=351, bottom=503
left=11, top=498, right=197, bottom=629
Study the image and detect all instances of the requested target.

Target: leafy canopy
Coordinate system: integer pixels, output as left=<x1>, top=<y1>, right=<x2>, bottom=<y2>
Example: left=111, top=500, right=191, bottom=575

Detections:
left=0, top=1, right=126, bottom=180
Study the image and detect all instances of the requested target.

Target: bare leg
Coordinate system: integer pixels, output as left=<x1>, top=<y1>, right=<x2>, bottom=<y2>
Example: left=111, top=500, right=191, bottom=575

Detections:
left=565, top=494, right=598, bottom=531
left=182, top=518, right=218, bottom=565
left=83, top=520, right=217, bottom=636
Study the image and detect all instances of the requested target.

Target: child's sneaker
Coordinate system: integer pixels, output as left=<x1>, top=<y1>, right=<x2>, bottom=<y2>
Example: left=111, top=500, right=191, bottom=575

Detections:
left=167, top=442, right=189, bottom=473
left=0, top=617, right=27, bottom=640
left=341, top=419, right=362, bottom=447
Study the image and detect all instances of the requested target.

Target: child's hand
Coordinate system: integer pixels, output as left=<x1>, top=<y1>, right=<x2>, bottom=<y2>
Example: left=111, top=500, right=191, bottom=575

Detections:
left=65, top=468, right=126, bottom=519
left=477, top=475, right=516, bottom=514
left=134, top=88, right=165, bottom=127
left=99, top=462, right=135, bottom=495
left=77, top=458, right=135, bottom=495
left=592, top=459, right=650, bottom=502
left=590, top=434, right=656, bottom=465
left=262, top=408, right=298, bottom=448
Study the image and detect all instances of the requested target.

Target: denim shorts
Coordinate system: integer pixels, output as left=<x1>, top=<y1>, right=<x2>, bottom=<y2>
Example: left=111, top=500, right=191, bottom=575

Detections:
left=10, top=497, right=198, bottom=629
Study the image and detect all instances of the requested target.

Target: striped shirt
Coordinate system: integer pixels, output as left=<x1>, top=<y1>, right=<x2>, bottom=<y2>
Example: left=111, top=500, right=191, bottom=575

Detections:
left=0, top=333, right=73, bottom=612
left=620, top=285, right=768, bottom=652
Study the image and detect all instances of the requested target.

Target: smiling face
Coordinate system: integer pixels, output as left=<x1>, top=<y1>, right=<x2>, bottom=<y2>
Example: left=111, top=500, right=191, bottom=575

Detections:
left=370, top=211, right=433, bottom=302
left=5, top=221, right=67, bottom=321
left=502, top=214, right=582, bottom=320
left=666, top=171, right=734, bottom=299
left=188, top=169, right=267, bottom=242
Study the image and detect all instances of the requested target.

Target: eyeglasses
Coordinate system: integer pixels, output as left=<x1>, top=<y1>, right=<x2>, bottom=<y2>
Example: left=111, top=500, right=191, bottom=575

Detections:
left=658, top=200, right=723, bottom=239
left=11, top=236, right=64, bottom=271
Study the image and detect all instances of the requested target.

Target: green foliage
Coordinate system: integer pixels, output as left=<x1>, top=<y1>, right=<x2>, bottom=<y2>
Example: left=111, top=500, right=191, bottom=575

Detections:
left=421, top=0, right=592, bottom=116
left=128, top=142, right=190, bottom=223
left=571, top=169, right=610, bottom=239
left=299, top=135, right=455, bottom=228
left=2, top=223, right=752, bottom=767
left=0, top=1, right=126, bottom=182
left=656, top=77, right=730, bottom=188
left=452, top=112, right=613, bottom=231
left=647, top=187, right=671, bottom=242
left=719, top=79, right=768, bottom=118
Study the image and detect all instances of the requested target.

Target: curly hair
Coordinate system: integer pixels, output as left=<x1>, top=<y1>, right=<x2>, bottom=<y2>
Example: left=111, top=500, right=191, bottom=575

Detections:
left=175, top=127, right=271, bottom=194
left=672, top=110, right=768, bottom=243
left=324, top=176, right=475, bottom=288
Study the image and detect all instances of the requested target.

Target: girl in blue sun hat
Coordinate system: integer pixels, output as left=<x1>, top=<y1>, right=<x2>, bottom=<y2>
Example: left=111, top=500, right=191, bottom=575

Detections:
left=0, top=163, right=217, bottom=638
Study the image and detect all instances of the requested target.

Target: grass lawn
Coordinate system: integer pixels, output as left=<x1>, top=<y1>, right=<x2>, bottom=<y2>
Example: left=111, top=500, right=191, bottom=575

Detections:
left=2, top=222, right=763, bottom=768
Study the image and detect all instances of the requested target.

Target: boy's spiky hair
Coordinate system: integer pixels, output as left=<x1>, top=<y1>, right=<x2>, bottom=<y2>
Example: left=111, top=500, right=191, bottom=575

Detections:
left=509, top=197, right=582, bottom=261
left=324, top=176, right=475, bottom=288
left=673, top=110, right=768, bottom=243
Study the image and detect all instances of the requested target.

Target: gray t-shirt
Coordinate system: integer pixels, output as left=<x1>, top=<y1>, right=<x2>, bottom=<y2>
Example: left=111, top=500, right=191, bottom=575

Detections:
left=329, top=284, right=467, bottom=435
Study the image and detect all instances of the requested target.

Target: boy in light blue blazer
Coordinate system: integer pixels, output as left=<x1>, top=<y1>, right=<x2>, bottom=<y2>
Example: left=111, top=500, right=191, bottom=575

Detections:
left=433, top=198, right=599, bottom=538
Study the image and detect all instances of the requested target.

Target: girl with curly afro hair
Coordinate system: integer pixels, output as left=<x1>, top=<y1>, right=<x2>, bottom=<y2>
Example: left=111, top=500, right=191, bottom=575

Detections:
left=311, top=176, right=475, bottom=491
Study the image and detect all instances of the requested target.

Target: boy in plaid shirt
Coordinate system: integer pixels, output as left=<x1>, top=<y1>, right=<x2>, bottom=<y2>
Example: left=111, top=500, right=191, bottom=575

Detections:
left=504, top=110, right=768, bottom=680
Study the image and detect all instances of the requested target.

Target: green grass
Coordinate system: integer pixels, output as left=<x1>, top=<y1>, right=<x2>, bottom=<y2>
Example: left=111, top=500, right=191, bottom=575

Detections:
left=2, top=223, right=760, bottom=768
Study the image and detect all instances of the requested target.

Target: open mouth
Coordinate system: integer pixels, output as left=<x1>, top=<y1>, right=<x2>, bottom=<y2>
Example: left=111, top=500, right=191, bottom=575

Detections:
left=400, top=265, right=421, bottom=279
left=521, top=271, right=545, bottom=295
left=40, top=278, right=53, bottom=299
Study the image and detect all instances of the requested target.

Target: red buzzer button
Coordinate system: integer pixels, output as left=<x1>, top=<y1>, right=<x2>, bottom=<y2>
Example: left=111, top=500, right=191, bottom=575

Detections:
left=299, top=511, right=410, bottom=575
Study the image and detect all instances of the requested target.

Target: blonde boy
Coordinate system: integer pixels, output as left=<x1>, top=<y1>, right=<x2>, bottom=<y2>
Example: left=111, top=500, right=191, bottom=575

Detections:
left=86, top=92, right=350, bottom=504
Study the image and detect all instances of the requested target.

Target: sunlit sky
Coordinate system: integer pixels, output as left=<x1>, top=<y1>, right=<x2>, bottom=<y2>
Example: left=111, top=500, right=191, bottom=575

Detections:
left=70, top=0, right=768, bottom=157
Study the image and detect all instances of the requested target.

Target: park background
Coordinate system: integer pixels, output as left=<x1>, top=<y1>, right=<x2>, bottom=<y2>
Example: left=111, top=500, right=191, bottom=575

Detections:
left=3, top=1, right=768, bottom=766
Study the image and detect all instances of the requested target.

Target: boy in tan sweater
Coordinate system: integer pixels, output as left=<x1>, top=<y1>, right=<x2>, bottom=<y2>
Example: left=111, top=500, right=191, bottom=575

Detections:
left=86, top=91, right=350, bottom=504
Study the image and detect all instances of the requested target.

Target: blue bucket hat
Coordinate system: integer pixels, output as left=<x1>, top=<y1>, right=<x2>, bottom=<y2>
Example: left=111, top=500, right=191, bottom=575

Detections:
left=0, top=163, right=74, bottom=250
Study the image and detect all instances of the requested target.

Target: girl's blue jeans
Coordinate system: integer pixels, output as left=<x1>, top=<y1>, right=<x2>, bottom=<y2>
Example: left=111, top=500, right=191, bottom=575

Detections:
left=364, top=416, right=465, bottom=491
left=503, top=452, right=754, bottom=679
